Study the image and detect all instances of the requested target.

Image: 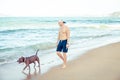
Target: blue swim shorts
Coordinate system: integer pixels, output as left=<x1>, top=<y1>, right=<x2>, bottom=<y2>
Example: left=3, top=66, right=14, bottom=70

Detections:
left=56, top=39, right=68, bottom=53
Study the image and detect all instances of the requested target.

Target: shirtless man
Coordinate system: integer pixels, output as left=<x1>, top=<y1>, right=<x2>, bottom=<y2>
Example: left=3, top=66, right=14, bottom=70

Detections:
left=56, top=20, right=70, bottom=68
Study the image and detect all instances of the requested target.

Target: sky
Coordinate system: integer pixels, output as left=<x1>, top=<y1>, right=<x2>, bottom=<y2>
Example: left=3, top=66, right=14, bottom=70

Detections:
left=0, top=0, right=120, bottom=17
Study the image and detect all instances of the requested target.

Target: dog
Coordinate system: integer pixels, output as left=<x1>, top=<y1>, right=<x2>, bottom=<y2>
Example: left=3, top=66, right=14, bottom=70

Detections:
left=17, top=49, right=40, bottom=73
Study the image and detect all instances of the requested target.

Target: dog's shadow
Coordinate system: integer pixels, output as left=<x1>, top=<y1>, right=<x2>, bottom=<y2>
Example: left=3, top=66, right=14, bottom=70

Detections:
left=22, top=67, right=41, bottom=80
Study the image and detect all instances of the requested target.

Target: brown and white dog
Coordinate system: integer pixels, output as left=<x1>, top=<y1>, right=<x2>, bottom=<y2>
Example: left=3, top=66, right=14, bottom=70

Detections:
left=17, top=49, right=40, bottom=72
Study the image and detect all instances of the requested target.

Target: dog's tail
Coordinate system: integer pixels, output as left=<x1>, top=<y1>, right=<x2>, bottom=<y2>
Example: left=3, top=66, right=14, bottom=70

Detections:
left=35, top=49, right=39, bottom=55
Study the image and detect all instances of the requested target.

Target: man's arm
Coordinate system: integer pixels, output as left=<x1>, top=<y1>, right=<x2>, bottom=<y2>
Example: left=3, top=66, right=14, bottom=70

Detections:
left=66, top=26, right=70, bottom=44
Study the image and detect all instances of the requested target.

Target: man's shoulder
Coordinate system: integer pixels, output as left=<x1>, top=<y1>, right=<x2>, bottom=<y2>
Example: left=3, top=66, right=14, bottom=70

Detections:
left=64, top=25, right=70, bottom=31
left=64, top=25, right=69, bottom=29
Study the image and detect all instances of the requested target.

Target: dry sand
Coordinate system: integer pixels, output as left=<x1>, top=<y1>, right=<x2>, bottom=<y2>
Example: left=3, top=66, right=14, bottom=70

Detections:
left=40, top=42, right=120, bottom=80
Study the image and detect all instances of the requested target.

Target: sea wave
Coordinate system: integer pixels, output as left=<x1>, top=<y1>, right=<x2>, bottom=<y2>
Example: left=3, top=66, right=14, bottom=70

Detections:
left=0, top=17, right=120, bottom=67
left=77, top=34, right=112, bottom=39
left=0, top=28, right=43, bottom=33
left=0, top=42, right=56, bottom=65
left=0, top=42, right=56, bottom=52
left=0, top=29, right=28, bottom=34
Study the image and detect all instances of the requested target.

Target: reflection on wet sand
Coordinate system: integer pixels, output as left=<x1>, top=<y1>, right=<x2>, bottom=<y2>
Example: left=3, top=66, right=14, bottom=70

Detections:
left=22, top=67, right=41, bottom=80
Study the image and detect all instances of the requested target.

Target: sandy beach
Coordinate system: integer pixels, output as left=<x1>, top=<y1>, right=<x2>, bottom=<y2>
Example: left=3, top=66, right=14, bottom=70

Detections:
left=40, top=42, right=120, bottom=80
left=1, top=42, right=120, bottom=80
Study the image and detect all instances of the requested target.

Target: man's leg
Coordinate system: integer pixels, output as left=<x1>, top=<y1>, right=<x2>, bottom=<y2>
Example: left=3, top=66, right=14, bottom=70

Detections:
left=62, top=53, right=67, bottom=68
left=56, top=52, right=64, bottom=61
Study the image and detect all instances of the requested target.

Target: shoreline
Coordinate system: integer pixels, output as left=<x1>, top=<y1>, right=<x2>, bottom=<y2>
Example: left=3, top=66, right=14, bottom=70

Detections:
left=0, top=41, right=120, bottom=80
left=40, top=42, right=120, bottom=80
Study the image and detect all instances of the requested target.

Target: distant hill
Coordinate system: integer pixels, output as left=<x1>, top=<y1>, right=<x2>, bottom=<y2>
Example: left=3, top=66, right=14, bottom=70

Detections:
left=109, top=11, right=120, bottom=17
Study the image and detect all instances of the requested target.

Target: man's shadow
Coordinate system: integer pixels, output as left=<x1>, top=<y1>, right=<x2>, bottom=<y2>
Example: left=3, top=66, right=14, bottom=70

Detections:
left=22, top=67, right=41, bottom=80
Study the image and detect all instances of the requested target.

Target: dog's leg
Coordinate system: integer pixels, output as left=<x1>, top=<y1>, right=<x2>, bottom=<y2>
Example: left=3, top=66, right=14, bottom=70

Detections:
left=23, top=65, right=28, bottom=72
left=36, top=57, right=40, bottom=67
left=33, top=62, right=36, bottom=68
left=36, top=58, right=41, bottom=73
left=28, top=65, right=31, bottom=74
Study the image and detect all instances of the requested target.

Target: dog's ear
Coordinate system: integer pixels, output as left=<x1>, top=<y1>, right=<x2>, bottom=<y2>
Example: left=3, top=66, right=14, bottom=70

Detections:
left=22, top=57, right=25, bottom=62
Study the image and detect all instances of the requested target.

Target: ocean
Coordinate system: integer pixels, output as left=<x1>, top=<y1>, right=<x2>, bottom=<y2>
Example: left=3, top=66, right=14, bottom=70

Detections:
left=0, top=17, right=120, bottom=74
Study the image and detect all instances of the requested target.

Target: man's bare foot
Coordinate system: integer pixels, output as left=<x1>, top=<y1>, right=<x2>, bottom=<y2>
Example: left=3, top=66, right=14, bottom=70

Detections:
left=62, top=64, right=66, bottom=68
